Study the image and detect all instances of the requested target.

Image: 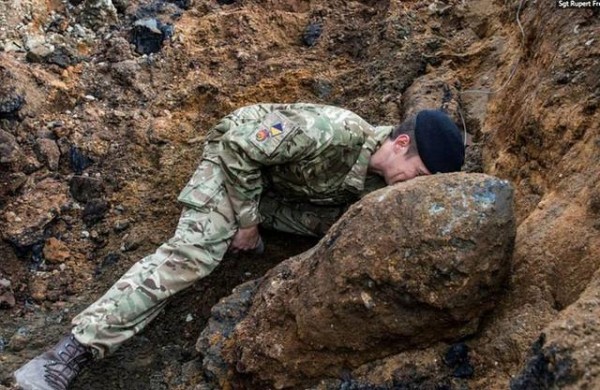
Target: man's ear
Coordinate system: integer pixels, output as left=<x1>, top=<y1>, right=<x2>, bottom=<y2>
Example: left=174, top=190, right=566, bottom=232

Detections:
left=393, top=134, right=411, bottom=153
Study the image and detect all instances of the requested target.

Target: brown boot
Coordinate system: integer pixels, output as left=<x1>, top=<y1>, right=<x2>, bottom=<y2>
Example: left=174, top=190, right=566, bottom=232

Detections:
left=14, top=334, right=93, bottom=390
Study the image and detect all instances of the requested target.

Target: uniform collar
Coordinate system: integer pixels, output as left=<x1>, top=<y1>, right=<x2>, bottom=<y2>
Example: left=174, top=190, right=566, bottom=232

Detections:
left=343, top=125, right=393, bottom=193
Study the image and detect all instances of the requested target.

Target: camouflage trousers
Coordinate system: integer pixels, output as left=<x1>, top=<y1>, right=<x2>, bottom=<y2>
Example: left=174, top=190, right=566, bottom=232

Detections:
left=71, top=161, right=344, bottom=357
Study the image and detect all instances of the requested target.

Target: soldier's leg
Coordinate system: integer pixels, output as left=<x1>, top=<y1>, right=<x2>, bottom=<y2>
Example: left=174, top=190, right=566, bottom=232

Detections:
left=259, top=194, right=346, bottom=237
left=71, top=163, right=236, bottom=358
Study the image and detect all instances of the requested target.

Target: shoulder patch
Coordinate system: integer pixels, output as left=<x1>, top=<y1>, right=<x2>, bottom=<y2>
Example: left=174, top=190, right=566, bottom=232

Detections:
left=249, top=111, right=299, bottom=156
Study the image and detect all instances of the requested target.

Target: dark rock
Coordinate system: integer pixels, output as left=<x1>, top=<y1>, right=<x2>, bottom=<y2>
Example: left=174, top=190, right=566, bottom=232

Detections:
left=69, top=146, right=93, bottom=174
left=0, top=93, right=25, bottom=120
left=69, top=175, right=104, bottom=202
left=443, top=343, right=474, bottom=379
left=83, top=198, right=109, bottom=225
left=167, top=0, right=192, bottom=10
left=199, top=173, right=515, bottom=388
left=312, top=79, right=333, bottom=99
left=95, top=252, right=121, bottom=276
left=131, top=18, right=173, bottom=55
left=216, top=0, right=235, bottom=4
left=46, top=46, right=81, bottom=68
left=510, top=334, right=574, bottom=390
left=30, top=242, right=45, bottom=270
left=112, top=0, right=129, bottom=13
left=302, top=22, right=323, bottom=47
left=197, top=279, right=261, bottom=384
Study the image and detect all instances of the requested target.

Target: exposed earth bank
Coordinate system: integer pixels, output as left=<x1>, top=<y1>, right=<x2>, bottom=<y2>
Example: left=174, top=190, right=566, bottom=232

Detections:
left=0, top=0, right=599, bottom=389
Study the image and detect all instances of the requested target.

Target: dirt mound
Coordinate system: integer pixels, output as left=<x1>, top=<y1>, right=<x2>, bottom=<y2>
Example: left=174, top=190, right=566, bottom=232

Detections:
left=0, top=0, right=598, bottom=389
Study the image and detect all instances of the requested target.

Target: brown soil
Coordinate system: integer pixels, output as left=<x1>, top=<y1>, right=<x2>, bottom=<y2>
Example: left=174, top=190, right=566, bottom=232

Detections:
left=0, top=0, right=598, bottom=389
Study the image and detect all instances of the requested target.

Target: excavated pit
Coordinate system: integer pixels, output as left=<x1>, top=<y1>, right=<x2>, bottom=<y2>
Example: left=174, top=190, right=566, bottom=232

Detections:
left=0, top=0, right=599, bottom=389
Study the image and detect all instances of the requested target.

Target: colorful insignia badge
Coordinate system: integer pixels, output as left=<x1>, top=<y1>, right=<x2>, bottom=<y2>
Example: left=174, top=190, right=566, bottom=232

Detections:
left=255, top=128, right=270, bottom=142
left=255, top=123, right=284, bottom=142
left=269, top=123, right=283, bottom=137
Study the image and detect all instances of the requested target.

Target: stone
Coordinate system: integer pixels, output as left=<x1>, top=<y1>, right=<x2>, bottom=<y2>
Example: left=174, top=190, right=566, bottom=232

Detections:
left=0, top=278, right=15, bottom=308
left=25, top=44, right=55, bottom=64
left=0, top=92, right=25, bottom=120
left=111, top=60, right=142, bottom=86
left=105, top=37, right=134, bottom=62
left=29, top=277, right=49, bottom=302
left=1, top=179, right=69, bottom=248
left=113, top=219, right=130, bottom=232
left=8, top=327, right=30, bottom=351
left=302, top=21, right=323, bottom=47
left=43, top=237, right=71, bottom=264
left=34, top=138, right=61, bottom=170
left=46, top=46, right=81, bottom=68
left=69, top=146, right=93, bottom=174
left=69, top=175, right=103, bottom=202
left=82, top=198, right=109, bottom=225
left=198, top=173, right=515, bottom=389
left=79, top=0, right=119, bottom=29
left=131, top=18, right=173, bottom=55
left=0, top=130, right=23, bottom=167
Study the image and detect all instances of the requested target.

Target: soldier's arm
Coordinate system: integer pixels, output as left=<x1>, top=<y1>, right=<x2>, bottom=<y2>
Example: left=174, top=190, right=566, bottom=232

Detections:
left=218, top=118, right=313, bottom=228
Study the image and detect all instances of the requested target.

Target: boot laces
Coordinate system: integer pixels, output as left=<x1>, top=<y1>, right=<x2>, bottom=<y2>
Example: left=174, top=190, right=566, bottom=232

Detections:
left=44, top=335, right=92, bottom=390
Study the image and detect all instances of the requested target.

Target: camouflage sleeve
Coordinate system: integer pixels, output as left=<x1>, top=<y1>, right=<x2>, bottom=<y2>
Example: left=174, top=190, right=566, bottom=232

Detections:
left=218, top=110, right=317, bottom=228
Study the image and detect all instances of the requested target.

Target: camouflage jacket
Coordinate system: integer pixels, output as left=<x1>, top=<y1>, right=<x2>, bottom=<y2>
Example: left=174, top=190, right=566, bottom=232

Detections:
left=178, top=103, right=392, bottom=227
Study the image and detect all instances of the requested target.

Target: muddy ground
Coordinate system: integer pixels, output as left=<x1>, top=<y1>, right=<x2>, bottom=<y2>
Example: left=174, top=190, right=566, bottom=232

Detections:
left=0, top=0, right=599, bottom=389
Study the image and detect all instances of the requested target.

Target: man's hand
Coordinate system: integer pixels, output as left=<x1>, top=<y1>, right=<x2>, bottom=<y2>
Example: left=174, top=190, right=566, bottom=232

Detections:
left=230, top=225, right=262, bottom=253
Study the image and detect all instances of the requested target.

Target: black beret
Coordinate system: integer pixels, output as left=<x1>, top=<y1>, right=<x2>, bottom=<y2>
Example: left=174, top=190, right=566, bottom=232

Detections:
left=415, top=110, right=465, bottom=173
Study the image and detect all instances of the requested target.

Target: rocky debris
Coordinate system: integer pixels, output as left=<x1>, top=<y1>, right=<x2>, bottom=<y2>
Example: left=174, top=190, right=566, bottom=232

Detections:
left=44, top=46, right=82, bottom=68
left=0, top=278, right=15, bottom=308
left=43, top=237, right=71, bottom=264
left=443, top=343, right=474, bottom=379
left=94, top=252, right=120, bottom=276
left=69, top=146, right=93, bottom=174
left=198, top=173, right=515, bottom=388
left=510, top=334, right=574, bottom=390
left=105, top=37, right=134, bottom=62
left=82, top=198, right=109, bottom=225
left=302, top=21, right=323, bottom=47
left=119, top=229, right=146, bottom=252
left=511, top=270, right=600, bottom=389
left=0, top=91, right=25, bottom=120
left=8, top=327, right=30, bottom=352
left=0, top=130, right=23, bottom=168
left=402, top=71, right=463, bottom=124
left=111, top=59, right=142, bottom=86
left=113, top=219, right=130, bottom=232
left=79, top=0, right=119, bottom=29
left=34, top=138, right=61, bottom=170
left=25, top=44, right=55, bottom=64
left=1, top=178, right=69, bottom=248
left=196, top=280, right=260, bottom=387
left=131, top=18, right=173, bottom=55
left=69, top=175, right=104, bottom=202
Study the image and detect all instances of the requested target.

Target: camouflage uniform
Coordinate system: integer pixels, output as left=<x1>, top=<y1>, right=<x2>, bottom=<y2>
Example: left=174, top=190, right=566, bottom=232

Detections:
left=71, top=103, right=392, bottom=357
